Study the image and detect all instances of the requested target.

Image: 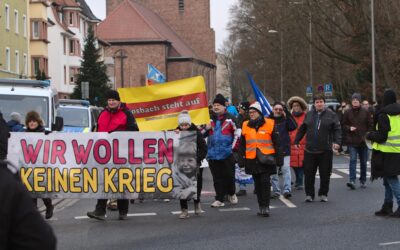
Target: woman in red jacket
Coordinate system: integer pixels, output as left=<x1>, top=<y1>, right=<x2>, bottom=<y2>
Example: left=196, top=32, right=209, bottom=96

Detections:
left=288, top=96, right=308, bottom=190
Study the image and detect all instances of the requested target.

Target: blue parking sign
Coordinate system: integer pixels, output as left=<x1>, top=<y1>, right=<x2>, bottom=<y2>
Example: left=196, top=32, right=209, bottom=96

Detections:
left=324, top=83, right=333, bottom=92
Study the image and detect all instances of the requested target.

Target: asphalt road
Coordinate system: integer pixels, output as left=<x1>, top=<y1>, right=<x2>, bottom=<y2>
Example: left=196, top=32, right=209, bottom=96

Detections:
left=42, top=155, right=400, bottom=250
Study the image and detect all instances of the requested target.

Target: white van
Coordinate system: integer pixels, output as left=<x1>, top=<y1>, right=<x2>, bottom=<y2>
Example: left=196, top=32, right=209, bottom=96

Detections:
left=0, top=78, right=63, bottom=131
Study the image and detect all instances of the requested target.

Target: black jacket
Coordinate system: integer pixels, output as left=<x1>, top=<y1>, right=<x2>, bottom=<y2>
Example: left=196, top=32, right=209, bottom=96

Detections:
left=367, top=103, right=400, bottom=178
left=342, top=107, right=373, bottom=146
left=176, top=123, right=207, bottom=165
left=239, top=118, right=283, bottom=175
left=0, top=166, right=57, bottom=250
left=295, top=108, right=342, bottom=153
left=0, top=113, right=9, bottom=161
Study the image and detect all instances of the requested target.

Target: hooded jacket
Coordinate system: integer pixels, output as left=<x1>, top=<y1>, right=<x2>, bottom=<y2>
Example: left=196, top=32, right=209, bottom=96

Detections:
left=367, top=103, right=400, bottom=178
left=294, top=108, right=342, bottom=153
left=97, top=103, right=139, bottom=132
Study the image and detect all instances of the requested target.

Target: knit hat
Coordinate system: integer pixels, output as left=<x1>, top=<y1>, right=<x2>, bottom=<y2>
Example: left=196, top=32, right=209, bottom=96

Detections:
left=383, top=89, right=397, bottom=107
left=249, top=102, right=263, bottom=115
left=351, top=93, right=362, bottom=102
left=213, top=94, right=226, bottom=106
left=10, top=112, right=22, bottom=123
left=25, top=110, right=43, bottom=126
left=238, top=101, right=250, bottom=112
left=178, top=110, right=191, bottom=125
left=106, top=90, right=120, bottom=101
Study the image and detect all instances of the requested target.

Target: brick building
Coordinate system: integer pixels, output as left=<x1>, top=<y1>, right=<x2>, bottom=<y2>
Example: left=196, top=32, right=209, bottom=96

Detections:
left=99, top=0, right=216, bottom=102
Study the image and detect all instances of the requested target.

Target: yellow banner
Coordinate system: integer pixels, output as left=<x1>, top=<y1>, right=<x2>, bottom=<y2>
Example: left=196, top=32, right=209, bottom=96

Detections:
left=118, top=76, right=210, bottom=131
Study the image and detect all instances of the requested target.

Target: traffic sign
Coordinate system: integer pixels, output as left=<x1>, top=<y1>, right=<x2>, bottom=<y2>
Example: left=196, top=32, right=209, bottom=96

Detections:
left=317, top=84, right=324, bottom=93
left=324, top=83, right=333, bottom=96
left=306, top=86, right=313, bottom=97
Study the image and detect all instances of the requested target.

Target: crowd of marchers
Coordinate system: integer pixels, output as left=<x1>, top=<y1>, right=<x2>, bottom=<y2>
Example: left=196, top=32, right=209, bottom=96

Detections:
left=0, top=89, right=400, bottom=250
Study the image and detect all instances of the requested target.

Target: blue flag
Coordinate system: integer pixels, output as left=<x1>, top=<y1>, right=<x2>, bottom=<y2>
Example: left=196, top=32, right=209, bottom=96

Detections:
left=246, top=72, right=272, bottom=116
left=147, top=64, right=166, bottom=84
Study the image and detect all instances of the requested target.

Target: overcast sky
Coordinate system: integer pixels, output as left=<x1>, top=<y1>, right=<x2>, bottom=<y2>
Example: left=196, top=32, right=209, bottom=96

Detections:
left=85, top=0, right=237, bottom=50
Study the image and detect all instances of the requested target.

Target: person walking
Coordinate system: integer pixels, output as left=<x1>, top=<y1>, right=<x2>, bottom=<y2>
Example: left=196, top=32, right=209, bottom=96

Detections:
left=25, top=111, right=54, bottom=219
left=7, top=112, right=24, bottom=132
left=239, top=102, right=282, bottom=217
left=205, top=94, right=241, bottom=207
left=175, top=110, right=207, bottom=219
left=269, top=102, right=297, bottom=198
left=288, top=96, right=308, bottom=190
left=342, top=93, right=373, bottom=189
left=294, top=94, right=341, bottom=202
left=336, top=101, right=349, bottom=155
left=367, top=90, right=400, bottom=217
left=87, top=90, right=139, bottom=221
left=236, top=101, right=251, bottom=196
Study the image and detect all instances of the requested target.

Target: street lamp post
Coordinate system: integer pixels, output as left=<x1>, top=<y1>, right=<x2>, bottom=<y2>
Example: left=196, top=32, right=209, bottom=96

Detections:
left=268, top=29, right=283, bottom=101
left=371, top=0, right=376, bottom=102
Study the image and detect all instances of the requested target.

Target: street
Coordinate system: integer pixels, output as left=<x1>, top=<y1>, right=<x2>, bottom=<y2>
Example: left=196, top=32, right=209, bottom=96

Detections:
left=42, top=155, right=400, bottom=250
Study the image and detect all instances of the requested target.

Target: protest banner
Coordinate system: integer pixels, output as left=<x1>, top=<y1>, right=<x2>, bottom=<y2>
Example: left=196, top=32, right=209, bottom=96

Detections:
left=7, top=131, right=198, bottom=200
left=118, top=76, right=210, bottom=131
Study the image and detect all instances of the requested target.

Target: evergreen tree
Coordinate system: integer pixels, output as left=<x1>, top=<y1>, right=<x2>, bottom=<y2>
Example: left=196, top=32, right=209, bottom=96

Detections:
left=71, top=26, right=111, bottom=106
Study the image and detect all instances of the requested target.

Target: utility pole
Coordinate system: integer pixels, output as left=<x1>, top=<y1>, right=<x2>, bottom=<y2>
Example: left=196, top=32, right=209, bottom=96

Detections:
left=114, top=50, right=127, bottom=88
left=371, top=0, right=376, bottom=102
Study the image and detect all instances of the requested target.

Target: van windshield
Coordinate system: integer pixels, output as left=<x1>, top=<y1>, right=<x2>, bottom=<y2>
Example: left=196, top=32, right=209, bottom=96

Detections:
left=58, top=107, right=89, bottom=127
left=0, top=95, right=49, bottom=126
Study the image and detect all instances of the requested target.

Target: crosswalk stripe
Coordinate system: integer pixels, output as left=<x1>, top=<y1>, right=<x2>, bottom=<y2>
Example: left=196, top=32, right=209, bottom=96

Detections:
left=316, top=173, right=343, bottom=179
left=171, top=210, right=205, bottom=215
left=279, top=197, right=297, bottom=208
left=74, top=213, right=157, bottom=220
left=336, top=169, right=371, bottom=177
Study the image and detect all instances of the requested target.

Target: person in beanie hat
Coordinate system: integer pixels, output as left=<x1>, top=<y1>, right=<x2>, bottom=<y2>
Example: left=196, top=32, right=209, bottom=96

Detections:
left=236, top=101, right=251, bottom=196
left=7, top=112, right=24, bottom=132
left=174, top=110, right=207, bottom=219
left=238, top=101, right=283, bottom=217
left=367, top=89, right=400, bottom=217
left=269, top=101, right=297, bottom=199
left=287, top=96, right=308, bottom=190
left=343, top=93, right=373, bottom=190
left=204, top=94, right=241, bottom=207
left=87, top=90, right=139, bottom=221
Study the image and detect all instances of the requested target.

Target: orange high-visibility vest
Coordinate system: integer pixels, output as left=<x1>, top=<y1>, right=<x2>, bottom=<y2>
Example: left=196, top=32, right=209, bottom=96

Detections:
left=242, top=118, right=275, bottom=159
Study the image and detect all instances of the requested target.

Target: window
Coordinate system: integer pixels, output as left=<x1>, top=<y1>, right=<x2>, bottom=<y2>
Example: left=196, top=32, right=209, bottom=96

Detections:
left=5, top=5, right=10, bottom=30
left=32, top=57, right=48, bottom=77
left=23, top=53, right=28, bottom=76
left=14, top=10, right=19, bottom=34
left=33, top=57, right=40, bottom=75
left=69, top=39, right=75, bottom=54
left=15, top=51, right=19, bottom=74
left=63, top=37, right=66, bottom=55
left=69, top=67, right=79, bottom=84
left=69, top=12, right=74, bottom=26
left=32, top=21, right=39, bottom=38
left=5, top=48, right=10, bottom=71
left=179, top=0, right=184, bottom=12
left=64, top=66, right=67, bottom=84
left=23, top=15, right=27, bottom=37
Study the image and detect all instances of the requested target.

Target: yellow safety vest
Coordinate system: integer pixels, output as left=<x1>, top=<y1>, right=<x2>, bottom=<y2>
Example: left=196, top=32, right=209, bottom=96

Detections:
left=372, top=114, right=400, bottom=153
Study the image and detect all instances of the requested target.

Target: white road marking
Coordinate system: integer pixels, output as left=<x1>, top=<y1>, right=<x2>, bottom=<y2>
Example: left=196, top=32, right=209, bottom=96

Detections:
left=74, top=213, right=156, bottom=220
left=219, top=207, right=251, bottom=212
left=279, top=196, right=297, bottom=208
left=336, top=169, right=371, bottom=177
left=316, top=172, right=343, bottom=179
left=379, top=241, right=400, bottom=246
left=171, top=210, right=205, bottom=215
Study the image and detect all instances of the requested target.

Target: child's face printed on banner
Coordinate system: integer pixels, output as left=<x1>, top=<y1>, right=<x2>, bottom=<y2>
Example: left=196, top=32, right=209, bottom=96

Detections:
left=177, top=155, right=197, bottom=178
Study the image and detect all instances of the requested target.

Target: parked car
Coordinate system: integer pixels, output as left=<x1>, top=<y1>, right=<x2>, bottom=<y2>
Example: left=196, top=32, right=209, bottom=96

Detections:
left=58, top=99, right=102, bottom=132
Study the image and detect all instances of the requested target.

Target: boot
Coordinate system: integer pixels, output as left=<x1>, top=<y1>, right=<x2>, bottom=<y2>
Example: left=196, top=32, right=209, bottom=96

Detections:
left=257, top=206, right=270, bottom=217
left=179, top=209, right=189, bottom=219
left=375, top=202, right=393, bottom=216
left=390, top=207, right=400, bottom=218
left=194, top=202, right=203, bottom=215
left=87, top=210, right=106, bottom=220
left=45, top=205, right=54, bottom=219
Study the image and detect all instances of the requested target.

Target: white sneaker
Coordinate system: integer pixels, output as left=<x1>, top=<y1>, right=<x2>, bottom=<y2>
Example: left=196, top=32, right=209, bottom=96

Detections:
left=319, top=195, right=328, bottom=202
left=211, top=200, right=225, bottom=207
left=305, top=196, right=313, bottom=202
left=179, top=209, right=189, bottom=219
left=229, top=194, right=238, bottom=205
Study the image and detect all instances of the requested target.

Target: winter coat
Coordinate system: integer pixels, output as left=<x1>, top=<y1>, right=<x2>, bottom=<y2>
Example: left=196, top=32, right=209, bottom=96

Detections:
left=342, top=107, right=373, bottom=146
left=367, top=103, right=400, bottom=178
left=295, top=108, right=342, bottom=153
left=0, top=166, right=57, bottom=250
left=205, top=112, right=240, bottom=160
left=0, top=113, right=9, bottom=161
left=25, top=125, right=45, bottom=133
left=227, top=105, right=238, bottom=117
left=97, top=104, right=139, bottom=132
left=176, top=123, right=207, bottom=165
left=289, top=111, right=306, bottom=167
left=237, top=113, right=250, bottom=128
left=239, top=117, right=283, bottom=175
left=7, top=120, right=24, bottom=132
left=269, top=110, right=297, bottom=156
